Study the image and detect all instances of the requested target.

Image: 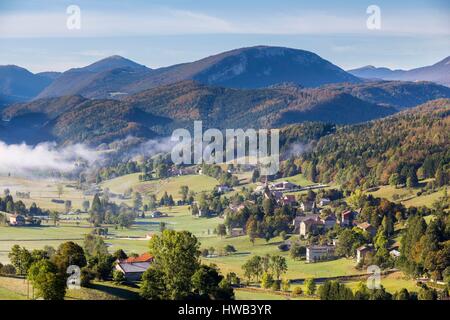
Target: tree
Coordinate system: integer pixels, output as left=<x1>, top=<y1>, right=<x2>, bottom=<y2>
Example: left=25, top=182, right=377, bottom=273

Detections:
left=140, top=267, right=167, bottom=300
left=269, top=255, right=287, bottom=280
left=83, top=234, right=108, bottom=257
left=28, top=259, right=66, bottom=300
left=90, top=194, right=103, bottom=225
left=305, top=278, right=316, bottom=295
left=394, top=288, right=411, bottom=300
left=251, top=169, right=260, bottom=183
left=140, top=230, right=200, bottom=300
left=65, top=200, right=72, bottom=213
left=133, top=192, right=143, bottom=212
left=224, top=245, right=236, bottom=255
left=82, top=200, right=90, bottom=213
left=113, top=249, right=128, bottom=261
left=179, top=186, right=189, bottom=203
left=49, top=211, right=60, bottom=226
left=289, top=242, right=306, bottom=260
left=281, top=278, right=290, bottom=292
left=8, top=245, right=33, bottom=275
left=435, top=167, right=447, bottom=187
left=242, top=256, right=263, bottom=282
left=57, top=184, right=64, bottom=198
left=335, top=229, right=364, bottom=257
left=191, top=264, right=233, bottom=299
left=389, top=173, right=400, bottom=188
left=113, top=269, right=126, bottom=284
left=216, top=224, right=227, bottom=238
left=261, top=272, right=274, bottom=289
left=418, top=286, right=437, bottom=300
left=52, top=241, right=87, bottom=273
left=246, top=218, right=258, bottom=245
left=319, top=280, right=354, bottom=300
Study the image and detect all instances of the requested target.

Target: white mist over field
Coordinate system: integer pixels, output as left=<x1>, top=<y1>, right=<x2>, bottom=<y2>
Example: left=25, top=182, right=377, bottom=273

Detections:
left=0, top=141, right=99, bottom=175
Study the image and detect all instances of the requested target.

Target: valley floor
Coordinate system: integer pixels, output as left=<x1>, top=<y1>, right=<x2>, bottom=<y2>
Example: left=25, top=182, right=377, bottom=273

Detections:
left=0, top=173, right=433, bottom=300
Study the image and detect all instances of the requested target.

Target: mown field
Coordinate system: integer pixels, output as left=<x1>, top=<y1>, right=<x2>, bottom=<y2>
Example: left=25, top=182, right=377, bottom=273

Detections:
left=0, top=176, right=87, bottom=211
left=367, top=181, right=447, bottom=208
left=0, top=276, right=140, bottom=300
left=101, top=173, right=219, bottom=200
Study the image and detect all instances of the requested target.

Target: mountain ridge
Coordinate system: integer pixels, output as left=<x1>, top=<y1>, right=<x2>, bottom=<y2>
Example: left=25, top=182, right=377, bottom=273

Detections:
left=348, top=56, right=450, bottom=87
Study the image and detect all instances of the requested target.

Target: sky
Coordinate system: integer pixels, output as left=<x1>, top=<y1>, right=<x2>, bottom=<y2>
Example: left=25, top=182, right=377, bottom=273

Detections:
left=0, top=0, right=449, bottom=72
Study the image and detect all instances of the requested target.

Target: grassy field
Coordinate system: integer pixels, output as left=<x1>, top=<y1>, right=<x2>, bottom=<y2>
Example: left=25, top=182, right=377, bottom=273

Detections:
left=0, top=276, right=139, bottom=300
left=343, top=271, right=418, bottom=294
left=0, top=205, right=361, bottom=281
left=0, top=176, right=87, bottom=211
left=0, top=173, right=422, bottom=300
left=367, top=182, right=447, bottom=208
left=234, top=288, right=317, bottom=300
left=273, top=173, right=315, bottom=187
left=101, top=173, right=219, bottom=200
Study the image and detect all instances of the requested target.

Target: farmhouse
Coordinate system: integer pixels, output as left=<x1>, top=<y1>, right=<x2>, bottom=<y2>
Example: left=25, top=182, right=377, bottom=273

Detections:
left=269, top=181, right=299, bottom=191
left=9, top=214, right=26, bottom=226
left=279, top=195, right=297, bottom=206
left=356, top=245, right=373, bottom=264
left=306, top=245, right=335, bottom=263
left=115, top=252, right=154, bottom=281
left=150, top=211, right=163, bottom=218
left=229, top=203, right=246, bottom=213
left=300, top=200, right=317, bottom=213
left=321, top=214, right=337, bottom=230
left=356, top=222, right=377, bottom=237
left=216, top=185, right=232, bottom=193
left=319, top=198, right=331, bottom=206
left=340, top=210, right=357, bottom=227
left=293, top=214, right=320, bottom=236
left=230, top=228, right=245, bottom=237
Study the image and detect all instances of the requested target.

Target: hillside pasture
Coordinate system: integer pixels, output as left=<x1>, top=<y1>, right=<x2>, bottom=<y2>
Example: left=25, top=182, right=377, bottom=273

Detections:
left=101, top=174, right=218, bottom=200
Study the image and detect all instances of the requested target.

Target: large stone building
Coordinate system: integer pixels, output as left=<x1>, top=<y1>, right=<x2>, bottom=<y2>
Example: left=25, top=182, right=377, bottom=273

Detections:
left=306, top=245, right=335, bottom=263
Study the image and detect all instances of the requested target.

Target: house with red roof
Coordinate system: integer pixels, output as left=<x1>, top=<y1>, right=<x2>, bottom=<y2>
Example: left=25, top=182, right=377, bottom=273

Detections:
left=115, top=252, right=154, bottom=281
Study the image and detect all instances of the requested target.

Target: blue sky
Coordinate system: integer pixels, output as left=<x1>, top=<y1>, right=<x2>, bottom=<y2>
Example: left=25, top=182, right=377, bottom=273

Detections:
left=0, top=0, right=449, bottom=72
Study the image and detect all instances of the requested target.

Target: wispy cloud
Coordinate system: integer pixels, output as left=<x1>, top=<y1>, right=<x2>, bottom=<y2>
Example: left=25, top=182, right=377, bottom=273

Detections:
left=0, top=8, right=448, bottom=38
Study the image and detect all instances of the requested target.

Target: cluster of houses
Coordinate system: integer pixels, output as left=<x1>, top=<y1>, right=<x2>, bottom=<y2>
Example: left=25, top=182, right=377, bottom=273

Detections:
left=7, top=213, right=41, bottom=226
left=149, top=210, right=168, bottom=218
left=168, top=166, right=197, bottom=177
left=216, top=185, right=233, bottom=194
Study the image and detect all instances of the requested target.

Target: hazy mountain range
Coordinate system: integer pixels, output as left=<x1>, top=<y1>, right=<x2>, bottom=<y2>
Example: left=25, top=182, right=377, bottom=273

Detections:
left=348, top=56, right=450, bottom=87
left=0, top=46, right=449, bottom=146
left=2, top=46, right=363, bottom=104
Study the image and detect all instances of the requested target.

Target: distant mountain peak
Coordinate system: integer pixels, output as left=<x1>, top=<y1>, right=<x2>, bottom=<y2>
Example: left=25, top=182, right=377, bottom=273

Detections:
left=81, top=55, right=149, bottom=73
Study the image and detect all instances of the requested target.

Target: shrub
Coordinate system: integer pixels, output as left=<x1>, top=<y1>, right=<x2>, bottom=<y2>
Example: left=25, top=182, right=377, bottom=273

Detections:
left=0, top=264, right=16, bottom=275
left=113, top=269, right=126, bottom=284
left=261, top=272, right=274, bottom=289
left=281, top=278, right=290, bottom=292
left=292, top=286, right=303, bottom=296
left=80, top=267, right=95, bottom=287
left=271, top=280, right=281, bottom=291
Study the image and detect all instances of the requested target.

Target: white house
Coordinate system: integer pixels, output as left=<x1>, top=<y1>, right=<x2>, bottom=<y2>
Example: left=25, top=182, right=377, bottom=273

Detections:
left=356, top=245, right=373, bottom=264
left=306, top=245, right=335, bottom=263
left=319, top=198, right=331, bottom=206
